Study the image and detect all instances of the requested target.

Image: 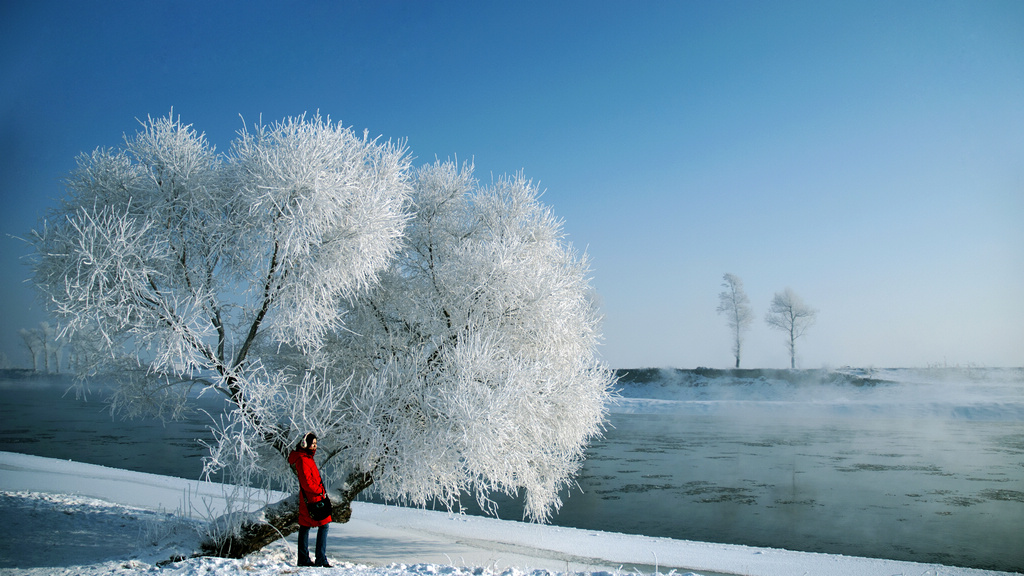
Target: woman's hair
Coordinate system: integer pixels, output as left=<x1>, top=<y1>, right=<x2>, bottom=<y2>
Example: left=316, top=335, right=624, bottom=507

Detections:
left=299, top=432, right=318, bottom=450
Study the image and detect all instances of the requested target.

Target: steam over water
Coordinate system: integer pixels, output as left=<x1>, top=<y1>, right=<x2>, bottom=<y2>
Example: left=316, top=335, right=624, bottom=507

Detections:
left=1, top=368, right=1022, bottom=572
left=579, top=368, right=1024, bottom=573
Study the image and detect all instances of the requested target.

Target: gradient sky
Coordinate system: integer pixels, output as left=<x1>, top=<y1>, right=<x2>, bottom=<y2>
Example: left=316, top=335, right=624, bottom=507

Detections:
left=2, top=1, right=1022, bottom=369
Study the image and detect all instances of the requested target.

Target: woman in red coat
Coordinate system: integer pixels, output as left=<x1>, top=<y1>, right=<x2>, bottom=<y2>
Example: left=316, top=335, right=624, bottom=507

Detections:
left=288, top=432, right=332, bottom=567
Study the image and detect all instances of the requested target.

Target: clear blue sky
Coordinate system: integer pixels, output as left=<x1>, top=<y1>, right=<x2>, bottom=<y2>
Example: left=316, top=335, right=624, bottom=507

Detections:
left=2, top=1, right=1022, bottom=369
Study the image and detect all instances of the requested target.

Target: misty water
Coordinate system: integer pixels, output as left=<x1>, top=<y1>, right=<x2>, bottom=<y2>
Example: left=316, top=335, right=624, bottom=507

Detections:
left=1, top=368, right=1022, bottom=572
left=566, top=412, right=1022, bottom=571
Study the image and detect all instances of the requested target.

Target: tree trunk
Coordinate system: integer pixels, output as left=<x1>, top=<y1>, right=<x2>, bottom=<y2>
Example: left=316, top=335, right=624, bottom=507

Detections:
left=198, top=493, right=354, bottom=559
left=197, top=471, right=372, bottom=559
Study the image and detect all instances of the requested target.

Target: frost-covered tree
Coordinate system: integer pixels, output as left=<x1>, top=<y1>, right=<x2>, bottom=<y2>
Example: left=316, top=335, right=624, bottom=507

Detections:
left=29, top=112, right=412, bottom=551
left=17, top=322, right=62, bottom=372
left=18, top=328, right=42, bottom=371
left=47, top=322, right=66, bottom=374
left=201, top=160, right=613, bottom=555
left=716, top=273, right=753, bottom=368
left=765, top=287, right=817, bottom=369
left=30, top=116, right=612, bottom=558
left=37, top=321, right=63, bottom=373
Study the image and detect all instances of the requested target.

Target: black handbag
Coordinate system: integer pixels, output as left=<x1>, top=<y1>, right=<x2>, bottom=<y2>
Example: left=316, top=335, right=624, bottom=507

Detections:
left=305, top=492, right=332, bottom=521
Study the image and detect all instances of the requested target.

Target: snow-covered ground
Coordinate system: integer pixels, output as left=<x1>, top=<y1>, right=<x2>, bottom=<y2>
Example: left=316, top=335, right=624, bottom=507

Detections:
left=0, top=451, right=1016, bottom=576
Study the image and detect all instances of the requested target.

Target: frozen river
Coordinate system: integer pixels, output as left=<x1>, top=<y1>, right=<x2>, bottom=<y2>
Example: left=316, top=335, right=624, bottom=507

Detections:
left=1, top=368, right=1022, bottom=572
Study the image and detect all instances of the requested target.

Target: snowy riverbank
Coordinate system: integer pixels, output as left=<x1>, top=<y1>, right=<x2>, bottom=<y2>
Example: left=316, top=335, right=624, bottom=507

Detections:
left=0, top=451, right=1016, bottom=576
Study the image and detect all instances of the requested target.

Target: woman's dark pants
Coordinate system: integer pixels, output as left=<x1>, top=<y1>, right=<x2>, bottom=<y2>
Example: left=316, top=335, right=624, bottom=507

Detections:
left=297, top=524, right=329, bottom=565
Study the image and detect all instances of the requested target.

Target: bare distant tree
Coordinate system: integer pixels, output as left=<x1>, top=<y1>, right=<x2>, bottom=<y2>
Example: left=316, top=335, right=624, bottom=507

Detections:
left=716, top=273, right=753, bottom=368
left=765, top=288, right=817, bottom=369
left=50, top=329, right=66, bottom=373
left=19, top=328, right=41, bottom=370
left=38, top=322, right=56, bottom=373
left=39, top=322, right=66, bottom=373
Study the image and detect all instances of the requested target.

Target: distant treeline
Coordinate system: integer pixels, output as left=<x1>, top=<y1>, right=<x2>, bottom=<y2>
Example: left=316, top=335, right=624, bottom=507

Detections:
left=614, top=367, right=890, bottom=387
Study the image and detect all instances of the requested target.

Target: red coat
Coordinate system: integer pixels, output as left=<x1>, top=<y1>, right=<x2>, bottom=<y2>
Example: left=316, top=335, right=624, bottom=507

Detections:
left=288, top=448, right=332, bottom=527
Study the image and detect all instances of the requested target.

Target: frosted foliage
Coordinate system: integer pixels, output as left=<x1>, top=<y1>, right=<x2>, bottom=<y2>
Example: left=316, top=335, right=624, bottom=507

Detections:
left=294, top=160, right=614, bottom=522
left=717, top=273, right=753, bottom=368
left=29, top=113, right=411, bottom=414
left=230, top=116, right=411, bottom=350
left=31, top=118, right=610, bottom=530
left=765, top=287, right=818, bottom=369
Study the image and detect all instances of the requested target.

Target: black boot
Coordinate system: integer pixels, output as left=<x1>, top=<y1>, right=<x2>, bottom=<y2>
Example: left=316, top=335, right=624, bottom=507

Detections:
left=298, top=556, right=314, bottom=567
left=315, top=558, right=332, bottom=568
